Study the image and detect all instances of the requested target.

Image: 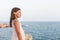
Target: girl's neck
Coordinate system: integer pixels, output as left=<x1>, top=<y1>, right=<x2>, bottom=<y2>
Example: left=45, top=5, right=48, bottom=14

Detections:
left=14, top=18, right=18, bottom=21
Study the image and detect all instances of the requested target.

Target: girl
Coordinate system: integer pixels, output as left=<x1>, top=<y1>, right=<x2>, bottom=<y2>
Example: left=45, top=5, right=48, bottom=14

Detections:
left=10, top=7, right=25, bottom=40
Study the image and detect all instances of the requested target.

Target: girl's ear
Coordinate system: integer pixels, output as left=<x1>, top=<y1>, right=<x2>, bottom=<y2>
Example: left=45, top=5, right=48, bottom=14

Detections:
left=13, top=12, right=17, bottom=18
left=14, top=12, right=16, bottom=14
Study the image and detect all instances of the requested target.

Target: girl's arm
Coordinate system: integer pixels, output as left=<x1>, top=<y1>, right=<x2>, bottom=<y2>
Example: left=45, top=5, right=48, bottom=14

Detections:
left=14, top=20, right=23, bottom=40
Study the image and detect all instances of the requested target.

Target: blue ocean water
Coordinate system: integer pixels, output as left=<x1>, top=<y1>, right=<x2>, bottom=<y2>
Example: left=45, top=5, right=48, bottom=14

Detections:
left=0, top=22, right=60, bottom=40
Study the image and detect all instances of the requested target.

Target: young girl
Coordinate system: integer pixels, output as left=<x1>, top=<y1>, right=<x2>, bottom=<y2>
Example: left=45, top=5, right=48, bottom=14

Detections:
left=10, top=7, right=25, bottom=40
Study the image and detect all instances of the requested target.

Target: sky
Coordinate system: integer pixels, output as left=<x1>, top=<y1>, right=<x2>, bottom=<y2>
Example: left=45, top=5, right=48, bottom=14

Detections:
left=0, top=0, right=60, bottom=22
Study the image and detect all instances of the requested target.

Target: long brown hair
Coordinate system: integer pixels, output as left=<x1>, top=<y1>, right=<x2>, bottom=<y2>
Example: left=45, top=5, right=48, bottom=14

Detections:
left=10, top=7, right=20, bottom=27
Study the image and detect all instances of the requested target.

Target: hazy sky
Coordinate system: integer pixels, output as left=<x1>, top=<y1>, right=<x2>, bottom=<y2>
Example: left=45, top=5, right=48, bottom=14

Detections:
left=0, top=0, right=60, bottom=22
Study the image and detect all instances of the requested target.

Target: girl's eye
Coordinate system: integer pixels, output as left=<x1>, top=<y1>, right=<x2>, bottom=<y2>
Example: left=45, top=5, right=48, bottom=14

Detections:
left=19, top=12, right=21, bottom=13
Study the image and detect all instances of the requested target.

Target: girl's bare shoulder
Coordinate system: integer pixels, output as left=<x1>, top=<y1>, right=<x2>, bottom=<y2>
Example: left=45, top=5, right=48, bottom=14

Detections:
left=13, top=19, right=18, bottom=22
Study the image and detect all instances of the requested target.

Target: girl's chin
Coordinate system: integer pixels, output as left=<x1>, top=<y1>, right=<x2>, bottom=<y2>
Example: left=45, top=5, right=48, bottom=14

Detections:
left=18, top=16, right=20, bottom=18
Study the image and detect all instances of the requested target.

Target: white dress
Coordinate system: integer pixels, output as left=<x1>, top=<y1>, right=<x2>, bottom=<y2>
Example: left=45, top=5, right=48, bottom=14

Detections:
left=11, top=19, right=25, bottom=40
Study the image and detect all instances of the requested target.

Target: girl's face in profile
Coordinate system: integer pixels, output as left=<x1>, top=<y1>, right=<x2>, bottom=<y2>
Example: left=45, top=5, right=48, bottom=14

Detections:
left=14, top=10, right=21, bottom=18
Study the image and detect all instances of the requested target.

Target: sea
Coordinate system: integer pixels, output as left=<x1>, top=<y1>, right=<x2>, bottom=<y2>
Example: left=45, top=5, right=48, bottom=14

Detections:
left=0, top=21, right=60, bottom=40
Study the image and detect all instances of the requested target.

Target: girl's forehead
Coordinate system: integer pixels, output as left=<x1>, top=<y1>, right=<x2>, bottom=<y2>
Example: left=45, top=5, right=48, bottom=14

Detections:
left=17, top=10, right=21, bottom=12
